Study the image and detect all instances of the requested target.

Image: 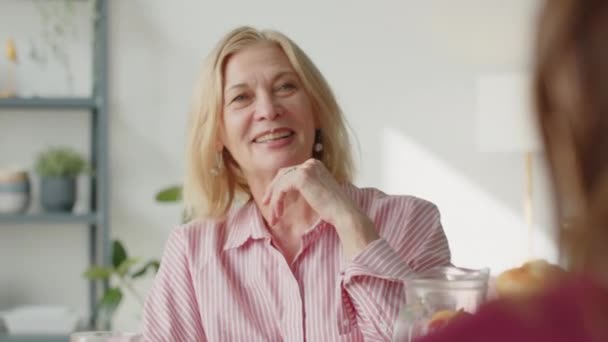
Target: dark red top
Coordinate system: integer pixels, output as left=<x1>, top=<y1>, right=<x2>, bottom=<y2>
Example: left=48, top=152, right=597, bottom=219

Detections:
left=416, top=277, right=608, bottom=342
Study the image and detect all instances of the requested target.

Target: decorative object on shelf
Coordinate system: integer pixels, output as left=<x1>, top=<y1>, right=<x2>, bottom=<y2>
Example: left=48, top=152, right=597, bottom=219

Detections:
left=0, top=38, right=19, bottom=98
left=0, top=168, right=30, bottom=214
left=83, top=240, right=160, bottom=329
left=35, top=147, right=88, bottom=212
left=0, top=305, right=80, bottom=335
left=32, top=0, right=82, bottom=96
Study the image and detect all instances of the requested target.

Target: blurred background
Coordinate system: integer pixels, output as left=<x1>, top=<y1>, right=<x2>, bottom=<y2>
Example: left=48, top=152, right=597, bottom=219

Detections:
left=0, top=0, right=550, bottom=337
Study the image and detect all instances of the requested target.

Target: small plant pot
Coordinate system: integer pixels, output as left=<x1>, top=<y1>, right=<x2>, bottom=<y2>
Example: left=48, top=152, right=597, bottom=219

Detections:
left=40, top=177, right=76, bottom=212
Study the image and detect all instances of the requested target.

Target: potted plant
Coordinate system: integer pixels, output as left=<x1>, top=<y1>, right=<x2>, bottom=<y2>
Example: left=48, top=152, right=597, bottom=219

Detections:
left=34, top=147, right=87, bottom=212
left=83, top=239, right=160, bottom=329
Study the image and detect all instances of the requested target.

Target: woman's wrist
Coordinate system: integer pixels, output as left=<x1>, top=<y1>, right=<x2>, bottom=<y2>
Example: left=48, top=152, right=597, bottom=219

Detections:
left=334, top=206, right=380, bottom=259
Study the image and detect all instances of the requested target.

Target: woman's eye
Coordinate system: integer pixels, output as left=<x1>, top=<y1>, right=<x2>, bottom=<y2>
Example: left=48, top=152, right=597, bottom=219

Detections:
left=276, top=83, right=296, bottom=92
left=231, top=94, right=248, bottom=103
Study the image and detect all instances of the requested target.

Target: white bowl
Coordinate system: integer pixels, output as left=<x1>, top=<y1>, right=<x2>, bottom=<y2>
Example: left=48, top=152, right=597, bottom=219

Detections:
left=1, top=306, right=80, bottom=335
left=0, top=191, right=30, bottom=214
left=0, top=169, right=30, bottom=214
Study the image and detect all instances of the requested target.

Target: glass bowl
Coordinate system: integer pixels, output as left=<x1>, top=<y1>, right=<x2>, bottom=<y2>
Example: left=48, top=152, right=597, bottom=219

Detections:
left=393, top=266, right=490, bottom=341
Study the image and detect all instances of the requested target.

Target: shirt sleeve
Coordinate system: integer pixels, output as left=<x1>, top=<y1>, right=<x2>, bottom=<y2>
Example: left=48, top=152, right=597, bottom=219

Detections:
left=339, top=197, right=451, bottom=341
left=141, top=227, right=207, bottom=341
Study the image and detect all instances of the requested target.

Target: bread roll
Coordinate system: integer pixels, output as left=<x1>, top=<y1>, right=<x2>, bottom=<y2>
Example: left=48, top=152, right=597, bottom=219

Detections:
left=495, top=259, right=566, bottom=298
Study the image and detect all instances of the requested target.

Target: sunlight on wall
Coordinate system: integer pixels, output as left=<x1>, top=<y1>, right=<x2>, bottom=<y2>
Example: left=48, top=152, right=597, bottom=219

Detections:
left=381, top=127, right=557, bottom=274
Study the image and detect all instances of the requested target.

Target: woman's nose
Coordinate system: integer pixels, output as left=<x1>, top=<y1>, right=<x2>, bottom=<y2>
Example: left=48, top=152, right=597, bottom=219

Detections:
left=254, top=92, right=282, bottom=121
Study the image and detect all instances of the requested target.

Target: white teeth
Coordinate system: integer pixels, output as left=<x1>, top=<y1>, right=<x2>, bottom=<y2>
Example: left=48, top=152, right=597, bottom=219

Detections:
left=255, top=131, right=292, bottom=143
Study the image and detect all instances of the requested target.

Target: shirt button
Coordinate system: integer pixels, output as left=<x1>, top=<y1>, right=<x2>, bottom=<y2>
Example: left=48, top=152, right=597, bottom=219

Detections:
left=342, top=319, right=350, bottom=328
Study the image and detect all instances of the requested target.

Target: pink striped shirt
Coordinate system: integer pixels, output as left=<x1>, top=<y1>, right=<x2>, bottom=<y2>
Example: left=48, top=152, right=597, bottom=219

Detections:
left=142, top=184, right=451, bottom=341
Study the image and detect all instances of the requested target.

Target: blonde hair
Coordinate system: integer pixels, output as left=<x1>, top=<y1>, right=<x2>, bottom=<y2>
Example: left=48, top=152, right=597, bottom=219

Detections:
left=184, top=26, right=354, bottom=220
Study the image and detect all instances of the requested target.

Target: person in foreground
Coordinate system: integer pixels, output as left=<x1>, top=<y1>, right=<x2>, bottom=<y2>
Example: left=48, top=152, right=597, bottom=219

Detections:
left=417, top=0, right=608, bottom=341
left=141, top=27, right=451, bottom=341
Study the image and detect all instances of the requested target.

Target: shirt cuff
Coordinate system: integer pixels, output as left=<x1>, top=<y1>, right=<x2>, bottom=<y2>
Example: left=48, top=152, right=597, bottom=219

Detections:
left=341, top=238, right=413, bottom=285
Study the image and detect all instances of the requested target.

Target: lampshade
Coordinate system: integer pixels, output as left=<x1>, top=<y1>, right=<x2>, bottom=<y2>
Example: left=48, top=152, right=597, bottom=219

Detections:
left=476, top=72, right=542, bottom=152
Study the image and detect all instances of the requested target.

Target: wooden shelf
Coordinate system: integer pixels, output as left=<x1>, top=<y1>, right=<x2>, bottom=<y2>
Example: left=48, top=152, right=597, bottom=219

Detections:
left=0, top=213, right=97, bottom=225
left=0, top=97, right=96, bottom=110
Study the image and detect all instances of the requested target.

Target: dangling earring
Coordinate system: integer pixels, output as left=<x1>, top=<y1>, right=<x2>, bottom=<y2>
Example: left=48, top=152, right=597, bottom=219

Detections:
left=314, top=142, right=323, bottom=153
left=210, top=151, right=224, bottom=176
left=313, top=129, right=324, bottom=159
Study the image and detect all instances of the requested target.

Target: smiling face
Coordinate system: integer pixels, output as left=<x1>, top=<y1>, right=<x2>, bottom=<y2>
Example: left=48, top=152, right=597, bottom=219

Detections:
left=220, top=42, right=317, bottom=180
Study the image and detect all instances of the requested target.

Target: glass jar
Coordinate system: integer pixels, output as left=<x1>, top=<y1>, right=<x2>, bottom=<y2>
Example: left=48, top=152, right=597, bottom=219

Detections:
left=393, top=266, right=490, bottom=341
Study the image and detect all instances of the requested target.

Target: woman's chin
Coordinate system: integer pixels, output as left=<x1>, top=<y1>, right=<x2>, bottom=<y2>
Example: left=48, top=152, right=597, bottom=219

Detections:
left=257, top=157, right=308, bottom=174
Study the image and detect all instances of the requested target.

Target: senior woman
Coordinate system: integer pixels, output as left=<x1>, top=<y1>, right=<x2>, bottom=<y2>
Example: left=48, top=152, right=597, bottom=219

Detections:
left=142, top=26, right=451, bottom=341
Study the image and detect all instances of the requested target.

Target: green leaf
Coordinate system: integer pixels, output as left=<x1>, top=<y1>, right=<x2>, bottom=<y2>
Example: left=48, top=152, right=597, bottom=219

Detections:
left=82, top=266, right=113, bottom=280
left=151, top=260, right=160, bottom=272
left=132, top=260, right=160, bottom=279
left=155, top=186, right=182, bottom=203
left=97, top=287, right=122, bottom=319
left=116, top=257, right=140, bottom=277
left=112, top=240, right=127, bottom=269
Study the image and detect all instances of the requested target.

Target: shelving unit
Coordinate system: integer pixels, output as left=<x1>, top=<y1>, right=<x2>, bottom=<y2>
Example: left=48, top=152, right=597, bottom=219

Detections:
left=0, top=1, right=109, bottom=341
left=0, top=212, right=98, bottom=225
left=0, top=97, right=96, bottom=110
left=0, top=335, right=68, bottom=342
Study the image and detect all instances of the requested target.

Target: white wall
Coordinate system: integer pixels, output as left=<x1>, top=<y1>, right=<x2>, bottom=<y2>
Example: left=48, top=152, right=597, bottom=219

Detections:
left=1, top=0, right=551, bottom=332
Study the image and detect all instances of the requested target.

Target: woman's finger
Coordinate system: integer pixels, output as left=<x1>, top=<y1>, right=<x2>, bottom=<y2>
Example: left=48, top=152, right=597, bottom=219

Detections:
left=264, top=166, right=297, bottom=204
left=263, top=179, right=275, bottom=204
left=275, top=188, right=287, bottom=219
left=269, top=182, right=287, bottom=224
left=270, top=170, right=303, bottom=225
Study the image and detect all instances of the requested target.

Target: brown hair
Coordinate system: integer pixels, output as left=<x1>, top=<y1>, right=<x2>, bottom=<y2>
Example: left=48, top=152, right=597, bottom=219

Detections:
left=534, top=0, right=608, bottom=275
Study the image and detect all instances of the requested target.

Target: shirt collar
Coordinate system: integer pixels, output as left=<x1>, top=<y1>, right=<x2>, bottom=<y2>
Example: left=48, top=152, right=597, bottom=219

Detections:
left=222, top=182, right=357, bottom=251
left=223, top=200, right=272, bottom=250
